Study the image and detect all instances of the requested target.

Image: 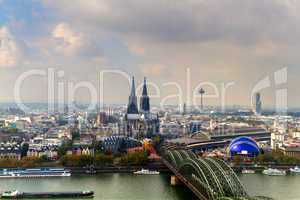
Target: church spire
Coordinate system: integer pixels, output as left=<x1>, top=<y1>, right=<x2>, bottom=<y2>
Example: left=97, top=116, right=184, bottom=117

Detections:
left=142, top=77, right=148, bottom=96
left=140, top=77, right=150, bottom=113
left=127, top=76, right=138, bottom=114
left=131, top=76, right=136, bottom=96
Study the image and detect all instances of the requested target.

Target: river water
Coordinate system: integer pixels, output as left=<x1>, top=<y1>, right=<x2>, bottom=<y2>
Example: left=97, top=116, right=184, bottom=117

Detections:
left=0, top=173, right=299, bottom=200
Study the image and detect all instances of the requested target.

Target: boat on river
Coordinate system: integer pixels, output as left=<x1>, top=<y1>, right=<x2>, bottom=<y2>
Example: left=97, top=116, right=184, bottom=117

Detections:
left=262, top=168, right=286, bottom=176
left=0, top=190, right=94, bottom=199
left=290, top=166, right=300, bottom=174
left=242, top=169, right=255, bottom=174
left=133, top=169, right=160, bottom=175
left=0, top=168, right=71, bottom=178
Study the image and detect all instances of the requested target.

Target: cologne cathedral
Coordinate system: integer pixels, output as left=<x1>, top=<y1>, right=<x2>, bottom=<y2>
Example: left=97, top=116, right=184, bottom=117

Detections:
left=124, top=77, right=159, bottom=139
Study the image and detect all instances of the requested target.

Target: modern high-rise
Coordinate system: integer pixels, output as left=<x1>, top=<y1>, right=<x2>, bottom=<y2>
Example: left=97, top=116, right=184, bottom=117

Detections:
left=255, top=93, right=262, bottom=115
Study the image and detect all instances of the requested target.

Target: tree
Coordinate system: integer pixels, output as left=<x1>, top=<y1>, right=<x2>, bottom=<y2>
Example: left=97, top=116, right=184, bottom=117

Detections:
left=232, top=155, right=242, bottom=165
left=61, top=155, right=94, bottom=167
left=58, top=140, right=73, bottom=158
left=120, top=151, right=149, bottom=165
left=0, top=159, right=18, bottom=167
left=255, top=150, right=300, bottom=165
left=19, top=157, right=41, bottom=168
left=40, top=155, right=49, bottom=162
left=94, top=154, right=113, bottom=166
left=21, top=143, right=29, bottom=157
left=93, top=140, right=104, bottom=154
left=71, top=128, right=80, bottom=141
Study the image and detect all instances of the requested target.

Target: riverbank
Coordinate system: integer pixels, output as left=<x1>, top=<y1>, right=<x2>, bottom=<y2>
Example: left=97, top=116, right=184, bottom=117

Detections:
left=66, top=163, right=170, bottom=174
left=2, top=161, right=298, bottom=175
left=232, top=164, right=299, bottom=173
left=0, top=160, right=171, bottom=174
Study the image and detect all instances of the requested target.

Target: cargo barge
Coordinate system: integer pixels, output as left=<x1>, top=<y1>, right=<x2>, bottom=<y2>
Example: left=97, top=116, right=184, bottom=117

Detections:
left=1, top=190, right=94, bottom=199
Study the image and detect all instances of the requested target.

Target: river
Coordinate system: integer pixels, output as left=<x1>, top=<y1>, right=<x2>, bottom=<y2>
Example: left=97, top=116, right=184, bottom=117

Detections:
left=0, top=173, right=299, bottom=200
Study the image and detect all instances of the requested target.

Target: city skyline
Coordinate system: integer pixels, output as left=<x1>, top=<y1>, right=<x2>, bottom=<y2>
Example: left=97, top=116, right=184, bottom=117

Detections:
left=0, top=0, right=299, bottom=108
left=1, top=1, right=300, bottom=200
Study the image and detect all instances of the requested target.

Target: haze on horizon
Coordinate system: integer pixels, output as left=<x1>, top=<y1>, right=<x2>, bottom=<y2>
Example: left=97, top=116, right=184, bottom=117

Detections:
left=0, top=0, right=299, bottom=109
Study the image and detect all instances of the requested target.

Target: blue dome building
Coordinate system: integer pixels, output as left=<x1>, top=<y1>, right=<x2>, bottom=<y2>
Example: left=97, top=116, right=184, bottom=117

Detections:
left=229, top=136, right=260, bottom=157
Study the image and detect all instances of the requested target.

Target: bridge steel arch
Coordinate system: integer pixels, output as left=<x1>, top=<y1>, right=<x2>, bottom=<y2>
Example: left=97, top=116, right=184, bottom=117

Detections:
left=163, top=150, right=249, bottom=200
left=165, top=150, right=196, bottom=168
left=178, top=158, right=216, bottom=199
left=165, top=150, right=179, bottom=167
left=204, top=158, right=237, bottom=197
left=210, top=158, right=247, bottom=197
left=196, top=158, right=225, bottom=197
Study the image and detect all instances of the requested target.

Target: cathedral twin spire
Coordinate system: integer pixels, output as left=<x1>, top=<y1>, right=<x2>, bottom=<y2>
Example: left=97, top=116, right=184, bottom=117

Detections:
left=127, top=77, right=138, bottom=114
left=140, top=77, right=150, bottom=113
left=127, top=77, right=150, bottom=114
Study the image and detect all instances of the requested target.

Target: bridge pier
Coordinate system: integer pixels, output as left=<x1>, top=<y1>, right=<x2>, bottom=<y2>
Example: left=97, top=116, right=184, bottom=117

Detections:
left=170, top=175, right=181, bottom=186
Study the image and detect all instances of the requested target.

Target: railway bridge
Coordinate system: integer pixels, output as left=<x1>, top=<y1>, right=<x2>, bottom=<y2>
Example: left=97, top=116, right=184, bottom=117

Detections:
left=162, top=149, right=272, bottom=200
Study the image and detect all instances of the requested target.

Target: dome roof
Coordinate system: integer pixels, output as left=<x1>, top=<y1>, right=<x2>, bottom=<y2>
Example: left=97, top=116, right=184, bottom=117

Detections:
left=229, top=136, right=260, bottom=156
left=230, top=137, right=259, bottom=148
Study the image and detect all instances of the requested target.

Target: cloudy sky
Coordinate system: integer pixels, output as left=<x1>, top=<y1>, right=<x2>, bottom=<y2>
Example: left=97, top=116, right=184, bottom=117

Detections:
left=0, top=0, right=299, bottom=109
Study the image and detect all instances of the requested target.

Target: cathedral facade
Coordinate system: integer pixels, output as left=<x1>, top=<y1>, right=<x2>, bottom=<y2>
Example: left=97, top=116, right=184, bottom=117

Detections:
left=124, top=77, right=159, bottom=139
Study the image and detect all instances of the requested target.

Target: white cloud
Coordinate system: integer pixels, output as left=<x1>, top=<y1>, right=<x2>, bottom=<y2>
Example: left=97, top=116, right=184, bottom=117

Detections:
left=43, top=0, right=300, bottom=45
left=52, top=23, right=83, bottom=56
left=142, top=64, right=168, bottom=76
left=0, top=26, right=20, bottom=68
left=91, top=56, right=106, bottom=65
left=127, top=43, right=145, bottom=55
left=2, top=0, right=300, bottom=105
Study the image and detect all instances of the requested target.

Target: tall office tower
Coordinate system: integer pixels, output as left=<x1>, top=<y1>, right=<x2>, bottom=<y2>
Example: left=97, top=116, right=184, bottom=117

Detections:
left=255, top=92, right=262, bottom=115
left=127, top=76, right=139, bottom=114
left=183, top=103, right=187, bottom=115
left=140, top=77, right=150, bottom=113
